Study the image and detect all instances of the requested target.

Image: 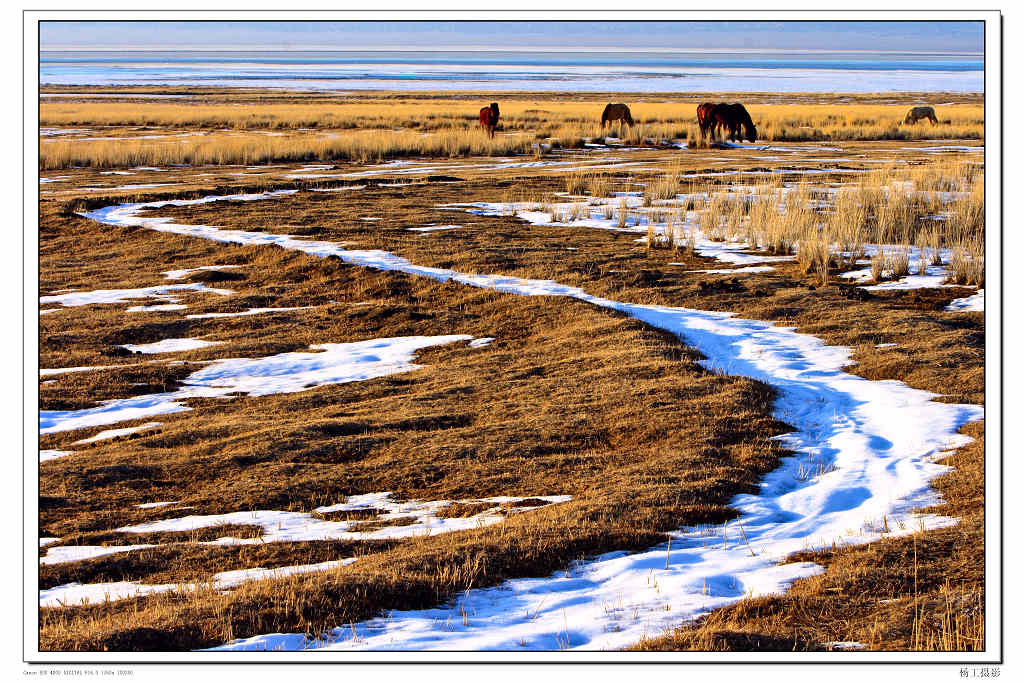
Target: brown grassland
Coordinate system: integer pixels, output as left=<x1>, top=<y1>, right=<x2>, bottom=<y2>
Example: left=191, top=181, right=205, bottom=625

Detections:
left=38, top=90, right=986, bottom=652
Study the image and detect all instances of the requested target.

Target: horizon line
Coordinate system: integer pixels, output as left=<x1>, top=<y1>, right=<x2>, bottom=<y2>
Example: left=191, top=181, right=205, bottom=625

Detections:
left=40, top=46, right=984, bottom=55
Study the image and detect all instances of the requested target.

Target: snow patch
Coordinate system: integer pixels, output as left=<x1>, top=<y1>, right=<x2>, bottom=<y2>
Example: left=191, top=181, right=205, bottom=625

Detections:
left=120, top=338, right=222, bottom=354
left=40, top=336, right=470, bottom=436
left=126, top=303, right=188, bottom=313
left=40, top=559, right=359, bottom=608
left=185, top=306, right=310, bottom=319
left=162, top=265, right=241, bottom=280
left=40, top=283, right=232, bottom=308
left=40, top=450, right=73, bottom=462
left=72, top=422, right=163, bottom=445
left=945, top=289, right=984, bottom=312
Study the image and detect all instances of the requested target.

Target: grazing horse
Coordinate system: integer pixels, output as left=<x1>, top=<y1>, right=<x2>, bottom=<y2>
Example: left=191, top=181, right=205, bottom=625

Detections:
left=601, top=103, right=635, bottom=129
left=709, top=103, right=757, bottom=143
left=904, top=105, right=939, bottom=125
left=479, top=102, right=500, bottom=138
left=696, top=102, right=717, bottom=138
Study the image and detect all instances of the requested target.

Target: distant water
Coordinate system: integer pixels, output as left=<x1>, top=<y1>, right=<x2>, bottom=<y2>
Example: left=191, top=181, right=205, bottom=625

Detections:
left=39, top=50, right=984, bottom=93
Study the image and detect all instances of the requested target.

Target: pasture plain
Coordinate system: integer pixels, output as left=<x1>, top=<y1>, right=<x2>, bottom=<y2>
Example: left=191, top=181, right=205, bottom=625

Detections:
left=37, top=90, right=985, bottom=653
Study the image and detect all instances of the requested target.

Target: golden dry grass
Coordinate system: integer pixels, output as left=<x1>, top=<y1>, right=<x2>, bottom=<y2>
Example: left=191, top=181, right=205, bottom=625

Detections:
left=40, top=96, right=984, bottom=169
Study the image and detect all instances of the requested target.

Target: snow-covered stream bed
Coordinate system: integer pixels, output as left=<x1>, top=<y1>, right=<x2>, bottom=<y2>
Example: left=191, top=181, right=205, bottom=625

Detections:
left=77, top=190, right=984, bottom=651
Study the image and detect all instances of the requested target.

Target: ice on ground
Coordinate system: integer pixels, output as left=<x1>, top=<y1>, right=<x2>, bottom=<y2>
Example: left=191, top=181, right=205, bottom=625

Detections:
left=162, top=265, right=242, bottom=280
left=72, top=422, right=163, bottom=445
left=876, top=343, right=898, bottom=349
left=468, top=337, right=495, bottom=348
left=40, top=559, right=359, bottom=608
left=84, top=188, right=984, bottom=652
left=40, top=450, right=73, bottom=462
left=136, top=501, right=180, bottom=509
left=40, top=336, right=470, bottom=436
left=185, top=306, right=310, bottom=319
left=826, top=641, right=867, bottom=650
left=126, top=303, right=188, bottom=313
left=946, top=289, right=985, bottom=312
left=40, top=283, right=233, bottom=308
left=120, top=338, right=223, bottom=354
left=39, top=309, right=60, bottom=315
left=40, top=538, right=60, bottom=547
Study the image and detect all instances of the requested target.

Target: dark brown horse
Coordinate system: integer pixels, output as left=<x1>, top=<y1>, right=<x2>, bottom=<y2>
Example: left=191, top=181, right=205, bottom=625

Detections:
left=904, top=106, right=938, bottom=125
left=696, top=102, right=717, bottom=138
left=479, top=102, right=500, bottom=138
left=708, top=103, right=757, bottom=143
left=601, top=103, right=634, bottom=129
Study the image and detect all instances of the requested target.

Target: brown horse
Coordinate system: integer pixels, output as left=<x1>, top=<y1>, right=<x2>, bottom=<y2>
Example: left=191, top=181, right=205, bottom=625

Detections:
left=904, top=106, right=938, bottom=125
left=696, top=102, right=718, bottom=138
left=709, top=103, right=757, bottom=143
left=479, top=102, right=500, bottom=138
left=601, top=103, right=634, bottom=129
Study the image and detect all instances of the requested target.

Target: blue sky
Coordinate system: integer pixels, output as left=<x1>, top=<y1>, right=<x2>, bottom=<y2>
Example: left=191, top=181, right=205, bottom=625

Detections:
left=40, top=21, right=984, bottom=53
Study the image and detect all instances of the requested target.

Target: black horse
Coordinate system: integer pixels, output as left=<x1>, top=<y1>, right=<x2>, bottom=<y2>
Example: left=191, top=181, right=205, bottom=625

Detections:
left=708, top=103, right=757, bottom=143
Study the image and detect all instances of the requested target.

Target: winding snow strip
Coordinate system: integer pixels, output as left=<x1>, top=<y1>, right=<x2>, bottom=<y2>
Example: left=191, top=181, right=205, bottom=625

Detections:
left=83, top=190, right=984, bottom=652
left=40, top=283, right=232, bottom=308
left=40, top=336, right=470, bottom=436
left=40, top=559, right=360, bottom=608
left=946, top=289, right=985, bottom=312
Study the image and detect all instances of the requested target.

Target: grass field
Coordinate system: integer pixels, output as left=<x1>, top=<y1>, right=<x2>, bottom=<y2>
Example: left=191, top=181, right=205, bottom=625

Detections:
left=37, top=91, right=986, bottom=653
left=39, top=91, right=984, bottom=169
